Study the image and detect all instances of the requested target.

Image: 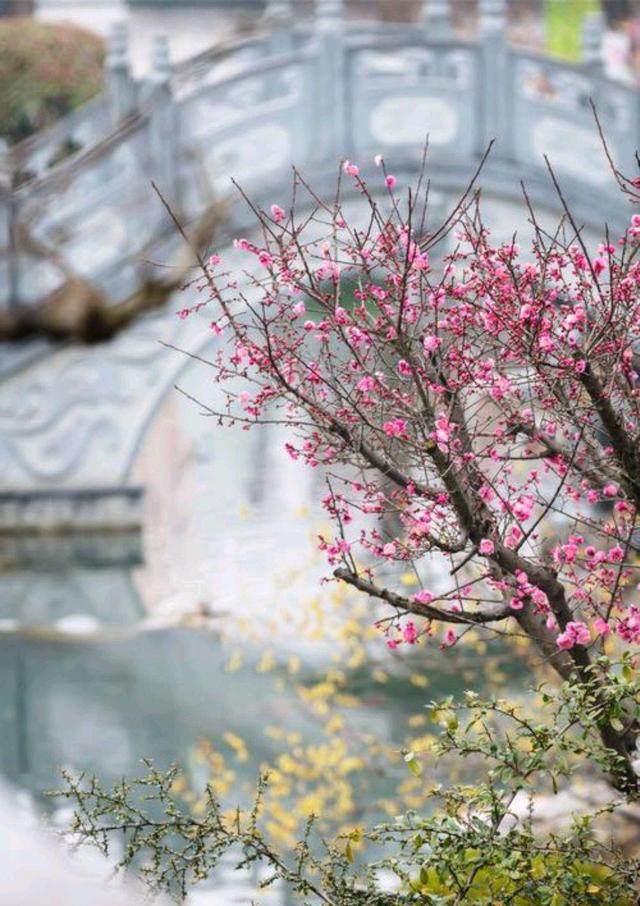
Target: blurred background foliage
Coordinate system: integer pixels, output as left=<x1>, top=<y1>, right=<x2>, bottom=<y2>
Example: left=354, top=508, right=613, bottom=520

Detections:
left=0, top=18, right=103, bottom=143
left=171, top=575, right=536, bottom=851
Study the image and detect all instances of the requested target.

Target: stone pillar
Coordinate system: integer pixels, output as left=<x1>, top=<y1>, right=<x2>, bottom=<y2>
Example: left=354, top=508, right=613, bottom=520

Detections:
left=581, top=11, right=605, bottom=70
left=0, top=139, right=15, bottom=311
left=149, top=34, right=172, bottom=89
left=420, top=0, right=451, bottom=38
left=263, top=0, right=294, bottom=53
left=479, top=0, right=507, bottom=35
left=478, top=0, right=509, bottom=159
left=147, top=36, right=180, bottom=215
left=314, top=0, right=346, bottom=162
left=105, top=22, right=136, bottom=126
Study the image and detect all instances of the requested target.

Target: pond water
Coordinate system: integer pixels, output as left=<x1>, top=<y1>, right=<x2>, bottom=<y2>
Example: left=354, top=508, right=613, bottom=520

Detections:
left=0, top=356, right=525, bottom=902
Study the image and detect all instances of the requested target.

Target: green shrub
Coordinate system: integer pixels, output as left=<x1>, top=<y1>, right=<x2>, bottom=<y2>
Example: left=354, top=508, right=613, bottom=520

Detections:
left=55, top=660, right=640, bottom=904
left=0, top=19, right=104, bottom=144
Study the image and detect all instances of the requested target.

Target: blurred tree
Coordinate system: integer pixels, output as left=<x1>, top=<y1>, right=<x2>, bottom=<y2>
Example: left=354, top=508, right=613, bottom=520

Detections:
left=0, top=19, right=103, bottom=144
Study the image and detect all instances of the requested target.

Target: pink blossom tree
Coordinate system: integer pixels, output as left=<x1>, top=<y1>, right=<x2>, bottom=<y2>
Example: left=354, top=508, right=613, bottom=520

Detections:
left=177, top=155, right=640, bottom=794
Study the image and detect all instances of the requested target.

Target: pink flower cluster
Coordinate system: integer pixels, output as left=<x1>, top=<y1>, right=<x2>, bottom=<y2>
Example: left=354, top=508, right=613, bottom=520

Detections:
left=556, top=621, right=591, bottom=650
left=194, top=153, right=640, bottom=666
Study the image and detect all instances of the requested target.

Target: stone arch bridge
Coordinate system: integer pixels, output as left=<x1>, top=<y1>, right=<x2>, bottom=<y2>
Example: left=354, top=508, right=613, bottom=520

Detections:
left=0, top=0, right=638, bottom=529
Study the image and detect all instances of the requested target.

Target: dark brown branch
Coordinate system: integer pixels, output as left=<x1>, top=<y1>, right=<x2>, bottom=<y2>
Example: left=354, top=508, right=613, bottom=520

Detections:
left=0, top=200, right=227, bottom=345
left=333, top=567, right=512, bottom=625
left=579, top=361, right=640, bottom=507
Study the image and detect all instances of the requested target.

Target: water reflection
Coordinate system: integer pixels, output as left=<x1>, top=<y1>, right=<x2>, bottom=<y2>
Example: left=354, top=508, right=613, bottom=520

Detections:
left=0, top=628, right=305, bottom=795
left=0, top=359, right=523, bottom=902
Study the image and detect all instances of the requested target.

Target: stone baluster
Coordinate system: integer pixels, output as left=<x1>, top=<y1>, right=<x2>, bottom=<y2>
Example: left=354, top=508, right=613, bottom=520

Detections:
left=264, top=0, right=294, bottom=53
left=149, top=33, right=172, bottom=88
left=314, top=0, right=346, bottom=161
left=106, top=22, right=136, bottom=125
left=147, top=36, right=180, bottom=214
left=0, top=138, right=17, bottom=310
left=421, top=0, right=451, bottom=38
left=0, top=139, right=10, bottom=192
left=479, top=0, right=506, bottom=35
left=478, top=0, right=509, bottom=158
left=316, top=0, right=343, bottom=32
left=581, top=11, right=604, bottom=70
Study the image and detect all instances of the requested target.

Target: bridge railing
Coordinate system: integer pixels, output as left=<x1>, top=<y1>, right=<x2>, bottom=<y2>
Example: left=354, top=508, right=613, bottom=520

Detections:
left=7, top=112, right=167, bottom=307
left=0, top=0, right=635, bottom=312
left=506, top=47, right=639, bottom=189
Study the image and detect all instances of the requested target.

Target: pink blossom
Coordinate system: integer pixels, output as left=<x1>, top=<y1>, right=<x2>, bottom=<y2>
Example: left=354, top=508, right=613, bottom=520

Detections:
left=504, top=527, right=522, bottom=550
left=617, top=606, right=640, bottom=644
left=479, top=539, right=495, bottom=555
left=356, top=375, right=376, bottom=393
left=556, top=631, right=574, bottom=650
left=558, top=542, right=578, bottom=563
left=572, top=622, right=592, bottom=645
left=270, top=204, right=286, bottom=222
left=433, top=414, right=455, bottom=446
left=292, top=301, right=306, bottom=317
left=603, top=484, right=618, bottom=498
left=593, top=618, right=610, bottom=636
left=385, top=174, right=397, bottom=189
left=423, top=335, right=442, bottom=354
left=556, top=621, right=590, bottom=650
left=512, top=495, right=534, bottom=522
left=442, top=628, right=458, bottom=648
left=383, top=418, right=407, bottom=438
left=208, top=254, right=221, bottom=267
left=531, top=588, right=548, bottom=609
left=479, top=485, right=495, bottom=504
left=413, top=589, right=435, bottom=604
left=403, top=620, right=418, bottom=644
left=343, top=160, right=359, bottom=177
